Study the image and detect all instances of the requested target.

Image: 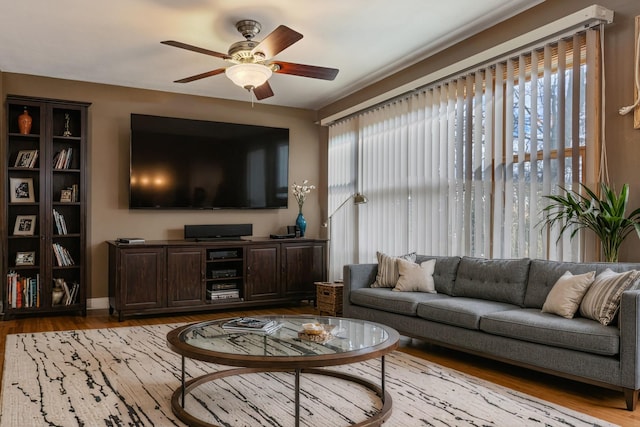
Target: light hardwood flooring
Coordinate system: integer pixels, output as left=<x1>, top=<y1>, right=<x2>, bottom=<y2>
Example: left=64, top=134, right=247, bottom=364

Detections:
left=0, top=304, right=638, bottom=426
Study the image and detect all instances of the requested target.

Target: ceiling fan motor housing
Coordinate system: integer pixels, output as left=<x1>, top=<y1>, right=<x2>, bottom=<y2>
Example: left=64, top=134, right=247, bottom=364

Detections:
left=235, top=20, right=261, bottom=40
left=228, top=40, right=263, bottom=62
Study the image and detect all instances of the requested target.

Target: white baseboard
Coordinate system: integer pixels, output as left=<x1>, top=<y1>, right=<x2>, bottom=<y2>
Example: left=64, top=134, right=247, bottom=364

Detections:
left=87, top=297, right=109, bottom=310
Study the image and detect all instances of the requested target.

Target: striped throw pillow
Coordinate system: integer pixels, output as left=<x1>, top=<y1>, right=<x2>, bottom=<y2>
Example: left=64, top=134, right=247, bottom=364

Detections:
left=579, top=269, right=640, bottom=326
left=371, top=251, right=417, bottom=288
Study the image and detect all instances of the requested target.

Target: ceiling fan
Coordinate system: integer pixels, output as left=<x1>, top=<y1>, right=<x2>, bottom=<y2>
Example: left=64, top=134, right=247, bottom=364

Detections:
left=161, top=19, right=339, bottom=100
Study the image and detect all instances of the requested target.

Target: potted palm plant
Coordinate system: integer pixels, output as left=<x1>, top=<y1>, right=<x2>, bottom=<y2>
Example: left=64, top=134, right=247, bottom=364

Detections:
left=541, top=183, right=640, bottom=262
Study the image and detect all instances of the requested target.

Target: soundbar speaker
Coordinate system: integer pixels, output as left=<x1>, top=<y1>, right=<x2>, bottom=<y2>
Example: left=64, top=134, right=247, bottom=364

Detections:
left=184, top=224, right=253, bottom=240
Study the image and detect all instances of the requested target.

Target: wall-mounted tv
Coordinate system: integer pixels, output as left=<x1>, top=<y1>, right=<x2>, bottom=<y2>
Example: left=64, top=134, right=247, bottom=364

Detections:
left=129, top=114, right=289, bottom=209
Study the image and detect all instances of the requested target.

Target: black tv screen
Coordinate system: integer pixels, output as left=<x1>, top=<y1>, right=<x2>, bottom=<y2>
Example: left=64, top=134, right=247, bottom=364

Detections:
left=129, top=114, right=289, bottom=209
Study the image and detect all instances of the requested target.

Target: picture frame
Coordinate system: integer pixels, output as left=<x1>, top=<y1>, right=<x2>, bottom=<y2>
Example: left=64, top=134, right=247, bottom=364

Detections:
left=9, top=177, right=35, bottom=203
left=60, top=189, right=73, bottom=202
left=13, top=215, right=37, bottom=235
left=15, top=251, right=35, bottom=266
left=14, top=150, right=38, bottom=168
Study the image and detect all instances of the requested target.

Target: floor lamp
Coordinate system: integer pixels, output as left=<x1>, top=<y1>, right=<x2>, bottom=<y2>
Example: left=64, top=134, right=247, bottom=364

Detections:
left=327, top=193, right=368, bottom=281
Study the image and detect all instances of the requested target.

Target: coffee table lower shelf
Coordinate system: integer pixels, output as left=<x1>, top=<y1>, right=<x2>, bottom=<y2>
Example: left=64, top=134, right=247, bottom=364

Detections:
left=171, top=361, right=393, bottom=427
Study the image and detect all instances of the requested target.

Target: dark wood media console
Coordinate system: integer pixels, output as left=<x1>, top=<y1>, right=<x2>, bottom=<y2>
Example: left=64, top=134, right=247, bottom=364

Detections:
left=107, top=238, right=326, bottom=321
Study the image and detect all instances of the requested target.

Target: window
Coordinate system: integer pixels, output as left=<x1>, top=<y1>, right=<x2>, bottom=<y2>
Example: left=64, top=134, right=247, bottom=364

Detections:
left=328, top=31, right=600, bottom=278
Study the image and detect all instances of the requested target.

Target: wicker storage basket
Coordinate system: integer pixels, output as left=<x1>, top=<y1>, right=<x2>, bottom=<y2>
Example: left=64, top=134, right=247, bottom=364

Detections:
left=315, top=282, right=343, bottom=316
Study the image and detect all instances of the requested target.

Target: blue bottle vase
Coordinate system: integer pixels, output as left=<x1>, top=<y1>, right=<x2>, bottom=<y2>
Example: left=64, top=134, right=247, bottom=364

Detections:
left=296, top=211, right=307, bottom=237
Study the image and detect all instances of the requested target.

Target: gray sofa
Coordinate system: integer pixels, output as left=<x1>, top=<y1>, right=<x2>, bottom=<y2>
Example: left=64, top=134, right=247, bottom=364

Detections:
left=343, top=255, right=640, bottom=410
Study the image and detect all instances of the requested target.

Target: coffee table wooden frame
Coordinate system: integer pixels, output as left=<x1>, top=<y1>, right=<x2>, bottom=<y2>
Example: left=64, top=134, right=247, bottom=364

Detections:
left=166, top=316, right=400, bottom=427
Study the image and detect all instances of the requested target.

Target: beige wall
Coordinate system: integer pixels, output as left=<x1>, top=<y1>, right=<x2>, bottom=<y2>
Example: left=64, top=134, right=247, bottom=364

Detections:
left=319, top=0, right=640, bottom=262
left=1, top=74, right=323, bottom=299
left=3, top=0, right=640, bottom=301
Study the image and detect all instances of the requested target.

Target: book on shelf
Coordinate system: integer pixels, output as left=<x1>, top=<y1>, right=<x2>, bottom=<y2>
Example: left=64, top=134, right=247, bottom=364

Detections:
left=221, top=317, right=281, bottom=334
left=55, top=279, right=79, bottom=305
left=52, top=243, right=74, bottom=266
left=67, top=282, right=80, bottom=305
left=53, top=209, right=68, bottom=235
left=6, top=272, right=40, bottom=309
left=53, top=147, right=73, bottom=169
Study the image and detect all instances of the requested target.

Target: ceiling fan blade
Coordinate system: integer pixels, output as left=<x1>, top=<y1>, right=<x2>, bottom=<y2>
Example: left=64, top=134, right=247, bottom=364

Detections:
left=253, top=81, right=274, bottom=100
left=251, top=25, right=303, bottom=59
left=174, top=68, right=226, bottom=83
left=161, top=40, right=230, bottom=60
left=271, top=61, right=339, bottom=80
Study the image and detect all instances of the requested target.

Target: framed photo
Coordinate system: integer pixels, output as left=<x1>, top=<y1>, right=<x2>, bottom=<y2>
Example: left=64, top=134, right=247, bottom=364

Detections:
left=14, top=150, right=38, bottom=168
left=9, top=177, right=35, bottom=203
left=13, top=215, right=36, bottom=235
left=60, top=189, right=73, bottom=202
left=15, top=251, right=35, bottom=266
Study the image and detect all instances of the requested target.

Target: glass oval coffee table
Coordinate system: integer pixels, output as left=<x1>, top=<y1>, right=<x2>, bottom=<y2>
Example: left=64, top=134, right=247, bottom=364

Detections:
left=166, top=315, right=400, bottom=427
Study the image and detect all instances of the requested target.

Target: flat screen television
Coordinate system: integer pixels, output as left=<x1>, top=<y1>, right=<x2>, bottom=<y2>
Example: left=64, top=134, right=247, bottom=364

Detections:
left=129, top=114, right=289, bottom=209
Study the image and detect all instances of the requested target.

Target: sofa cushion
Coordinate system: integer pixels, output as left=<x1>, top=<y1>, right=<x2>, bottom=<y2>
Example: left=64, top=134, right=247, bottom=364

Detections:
left=579, top=268, right=640, bottom=326
left=541, top=271, right=595, bottom=319
left=350, top=287, right=448, bottom=315
left=415, top=255, right=461, bottom=295
left=481, top=308, right=620, bottom=356
left=370, top=251, right=417, bottom=288
left=416, top=298, right=519, bottom=330
left=393, top=259, right=436, bottom=293
left=451, top=257, right=530, bottom=306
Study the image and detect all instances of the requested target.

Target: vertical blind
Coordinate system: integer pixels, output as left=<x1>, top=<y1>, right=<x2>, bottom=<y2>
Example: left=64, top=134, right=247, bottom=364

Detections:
left=328, top=30, right=600, bottom=279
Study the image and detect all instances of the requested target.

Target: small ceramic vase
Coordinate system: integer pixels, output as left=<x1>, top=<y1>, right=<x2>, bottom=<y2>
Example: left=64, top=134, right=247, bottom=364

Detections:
left=18, top=107, right=32, bottom=135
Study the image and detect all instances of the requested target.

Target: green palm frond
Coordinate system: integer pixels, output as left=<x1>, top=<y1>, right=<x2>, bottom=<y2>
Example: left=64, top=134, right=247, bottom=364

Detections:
left=540, top=183, right=640, bottom=262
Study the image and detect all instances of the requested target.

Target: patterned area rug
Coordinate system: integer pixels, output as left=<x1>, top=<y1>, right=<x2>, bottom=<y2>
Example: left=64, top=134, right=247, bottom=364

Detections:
left=0, top=324, right=617, bottom=427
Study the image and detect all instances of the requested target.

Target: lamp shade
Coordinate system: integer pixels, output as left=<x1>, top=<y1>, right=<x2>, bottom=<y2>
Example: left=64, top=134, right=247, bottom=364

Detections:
left=354, top=193, right=368, bottom=204
left=225, top=63, right=272, bottom=89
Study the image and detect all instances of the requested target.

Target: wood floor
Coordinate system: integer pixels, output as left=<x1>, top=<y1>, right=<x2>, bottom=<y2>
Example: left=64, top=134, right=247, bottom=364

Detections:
left=1, top=303, right=638, bottom=426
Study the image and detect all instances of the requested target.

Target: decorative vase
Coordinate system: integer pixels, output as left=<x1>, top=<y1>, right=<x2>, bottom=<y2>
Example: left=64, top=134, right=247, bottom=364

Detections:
left=296, top=210, right=307, bottom=237
left=18, top=107, right=32, bottom=135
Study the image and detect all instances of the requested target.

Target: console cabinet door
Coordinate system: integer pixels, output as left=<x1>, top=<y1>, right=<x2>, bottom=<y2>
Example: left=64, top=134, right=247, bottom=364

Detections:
left=167, top=247, right=206, bottom=307
left=245, top=245, right=280, bottom=300
left=281, top=243, right=326, bottom=299
left=116, top=247, right=166, bottom=312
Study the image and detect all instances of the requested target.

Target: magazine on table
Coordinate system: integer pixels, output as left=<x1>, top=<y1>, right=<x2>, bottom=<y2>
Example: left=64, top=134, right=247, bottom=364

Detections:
left=221, top=317, right=281, bottom=334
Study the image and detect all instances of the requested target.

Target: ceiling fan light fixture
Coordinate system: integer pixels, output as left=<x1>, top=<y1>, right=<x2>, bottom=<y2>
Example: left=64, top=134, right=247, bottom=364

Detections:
left=225, top=63, right=272, bottom=90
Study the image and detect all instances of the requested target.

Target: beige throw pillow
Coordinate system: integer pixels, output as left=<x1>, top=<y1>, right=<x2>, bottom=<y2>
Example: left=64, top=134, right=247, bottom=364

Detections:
left=371, top=251, right=417, bottom=288
left=393, top=259, right=437, bottom=293
left=579, top=269, right=640, bottom=326
left=541, top=271, right=596, bottom=319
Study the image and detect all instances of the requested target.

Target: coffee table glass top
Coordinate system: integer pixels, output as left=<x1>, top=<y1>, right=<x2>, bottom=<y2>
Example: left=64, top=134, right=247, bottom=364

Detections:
left=173, top=315, right=394, bottom=359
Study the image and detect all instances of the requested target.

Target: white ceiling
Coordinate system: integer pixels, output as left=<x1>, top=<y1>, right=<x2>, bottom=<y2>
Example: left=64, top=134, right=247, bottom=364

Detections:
left=0, top=0, right=542, bottom=110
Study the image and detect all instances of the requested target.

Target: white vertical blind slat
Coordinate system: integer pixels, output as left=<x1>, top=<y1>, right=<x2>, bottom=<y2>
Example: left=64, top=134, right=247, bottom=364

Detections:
left=493, top=62, right=505, bottom=258
left=529, top=49, right=539, bottom=258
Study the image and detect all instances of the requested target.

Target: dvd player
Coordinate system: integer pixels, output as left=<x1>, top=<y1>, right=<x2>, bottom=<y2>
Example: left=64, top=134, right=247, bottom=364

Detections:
left=270, top=233, right=296, bottom=239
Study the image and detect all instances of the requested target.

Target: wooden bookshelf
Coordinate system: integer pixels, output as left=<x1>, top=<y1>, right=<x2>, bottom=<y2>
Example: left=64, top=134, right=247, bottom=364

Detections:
left=3, top=95, right=90, bottom=319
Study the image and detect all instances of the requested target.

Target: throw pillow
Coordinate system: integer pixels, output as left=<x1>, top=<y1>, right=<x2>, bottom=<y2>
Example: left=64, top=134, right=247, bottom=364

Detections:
left=371, top=251, right=417, bottom=288
left=579, top=269, right=640, bottom=326
left=541, top=270, right=596, bottom=319
left=393, top=259, right=437, bottom=293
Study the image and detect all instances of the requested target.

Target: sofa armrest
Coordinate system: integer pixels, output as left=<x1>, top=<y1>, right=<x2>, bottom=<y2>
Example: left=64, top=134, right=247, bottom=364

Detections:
left=620, top=289, right=640, bottom=389
left=343, top=263, right=377, bottom=310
